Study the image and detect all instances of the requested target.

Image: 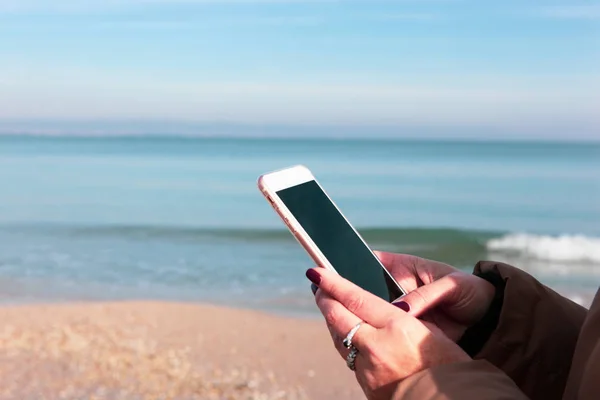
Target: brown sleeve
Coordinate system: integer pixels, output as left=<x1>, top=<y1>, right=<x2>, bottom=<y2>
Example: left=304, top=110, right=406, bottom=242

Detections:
left=469, top=261, right=588, bottom=400
left=392, top=360, right=529, bottom=400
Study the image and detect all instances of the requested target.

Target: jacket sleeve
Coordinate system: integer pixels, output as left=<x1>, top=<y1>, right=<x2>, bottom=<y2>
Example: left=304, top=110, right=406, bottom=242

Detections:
left=466, top=261, right=588, bottom=400
left=392, top=360, right=529, bottom=400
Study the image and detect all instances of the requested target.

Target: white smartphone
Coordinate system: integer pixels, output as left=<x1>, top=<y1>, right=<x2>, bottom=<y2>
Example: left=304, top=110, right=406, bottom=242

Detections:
left=258, top=165, right=406, bottom=302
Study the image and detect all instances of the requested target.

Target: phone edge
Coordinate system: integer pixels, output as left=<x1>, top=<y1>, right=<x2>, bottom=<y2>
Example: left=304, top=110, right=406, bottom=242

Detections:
left=258, top=167, right=407, bottom=300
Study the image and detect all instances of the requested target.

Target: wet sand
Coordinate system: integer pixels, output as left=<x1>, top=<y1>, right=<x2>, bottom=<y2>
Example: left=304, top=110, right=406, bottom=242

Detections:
left=0, top=301, right=363, bottom=400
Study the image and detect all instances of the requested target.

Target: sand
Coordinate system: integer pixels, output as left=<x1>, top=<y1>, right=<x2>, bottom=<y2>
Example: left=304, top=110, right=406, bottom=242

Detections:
left=0, top=301, right=363, bottom=400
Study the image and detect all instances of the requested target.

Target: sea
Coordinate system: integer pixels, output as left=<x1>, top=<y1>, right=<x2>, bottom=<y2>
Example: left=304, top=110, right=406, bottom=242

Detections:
left=0, top=136, right=599, bottom=316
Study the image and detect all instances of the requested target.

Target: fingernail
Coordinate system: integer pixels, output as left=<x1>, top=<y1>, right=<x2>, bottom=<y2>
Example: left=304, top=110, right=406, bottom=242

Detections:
left=393, top=301, right=410, bottom=312
left=306, top=268, right=322, bottom=285
left=310, top=283, right=318, bottom=295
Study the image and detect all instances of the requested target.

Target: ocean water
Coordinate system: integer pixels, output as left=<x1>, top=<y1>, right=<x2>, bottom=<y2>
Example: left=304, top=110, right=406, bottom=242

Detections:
left=0, top=136, right=599, bottom=314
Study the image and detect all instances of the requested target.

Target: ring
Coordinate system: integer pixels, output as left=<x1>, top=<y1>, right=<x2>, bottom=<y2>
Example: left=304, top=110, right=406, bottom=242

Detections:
left=343, top=322, right=362, bottom=349
left=346, top=346, right=359, bottom=371
left=343, top=322, right=362, bottom=371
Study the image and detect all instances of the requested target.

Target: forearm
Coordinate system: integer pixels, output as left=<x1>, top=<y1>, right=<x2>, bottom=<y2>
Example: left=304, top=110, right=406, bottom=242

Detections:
left=393, top=360, right=529, bottom=400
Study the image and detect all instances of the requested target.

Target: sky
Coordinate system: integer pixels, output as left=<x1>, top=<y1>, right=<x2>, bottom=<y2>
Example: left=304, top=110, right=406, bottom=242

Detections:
left=0, top=0, right=598, bottom=139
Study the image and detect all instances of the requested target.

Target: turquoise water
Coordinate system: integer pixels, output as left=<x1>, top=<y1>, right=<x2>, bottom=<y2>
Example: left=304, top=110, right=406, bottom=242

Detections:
left=0, top=136, right=599, bottom=313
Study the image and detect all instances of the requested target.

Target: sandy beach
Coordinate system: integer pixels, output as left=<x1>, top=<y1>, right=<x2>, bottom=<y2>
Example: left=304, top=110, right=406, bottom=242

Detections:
left=1, top=139, right=597, bottom=399
left=0, top=301, right=363, bottom=400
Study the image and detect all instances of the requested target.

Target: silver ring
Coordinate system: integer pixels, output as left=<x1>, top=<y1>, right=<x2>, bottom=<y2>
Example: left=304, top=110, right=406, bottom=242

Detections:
left=346, top=346, right=359, bottom=371
left=343, top=322, right=362, bottom=349
left=343, top=322, right=362, bottom=371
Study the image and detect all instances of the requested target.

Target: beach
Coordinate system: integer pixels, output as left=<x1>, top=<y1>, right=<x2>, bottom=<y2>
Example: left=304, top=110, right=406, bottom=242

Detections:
left=2, top=0, right=598, bottom=396
left=0, top=301, right=362, bottom=400
left=0, top=137, right=598, bottom=399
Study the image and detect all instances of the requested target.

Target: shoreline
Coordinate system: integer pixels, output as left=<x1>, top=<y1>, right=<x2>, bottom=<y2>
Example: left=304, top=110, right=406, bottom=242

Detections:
left=0, top=279, right=594, bottom=315
left=0, top=300, right=362, bottom=400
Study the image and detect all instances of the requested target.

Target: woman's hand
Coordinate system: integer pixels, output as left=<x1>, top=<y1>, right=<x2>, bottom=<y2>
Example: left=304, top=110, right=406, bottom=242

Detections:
left=308, top=267, right=470, bottom=400
left=375, top=252, right=496, bottom=341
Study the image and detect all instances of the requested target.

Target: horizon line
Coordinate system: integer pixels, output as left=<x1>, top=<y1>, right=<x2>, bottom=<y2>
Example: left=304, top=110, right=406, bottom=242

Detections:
left=1, top=132, right=599, bottom=145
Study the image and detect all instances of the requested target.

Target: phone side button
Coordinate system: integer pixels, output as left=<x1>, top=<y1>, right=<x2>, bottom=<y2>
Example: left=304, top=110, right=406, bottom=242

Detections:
left=284, top=218, right=295, bottom=232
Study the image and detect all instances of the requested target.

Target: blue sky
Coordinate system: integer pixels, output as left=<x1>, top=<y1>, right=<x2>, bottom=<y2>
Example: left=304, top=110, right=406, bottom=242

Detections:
left=0, top=0, right=598, bottom=139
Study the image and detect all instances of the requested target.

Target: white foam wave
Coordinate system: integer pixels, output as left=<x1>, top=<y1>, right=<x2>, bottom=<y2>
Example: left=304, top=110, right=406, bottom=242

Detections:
left=487, top=233, right=600, bottom=263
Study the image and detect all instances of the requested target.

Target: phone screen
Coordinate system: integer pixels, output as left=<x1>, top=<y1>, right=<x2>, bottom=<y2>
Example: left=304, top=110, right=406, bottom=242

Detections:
left=276, top=180, right=404, bottom=302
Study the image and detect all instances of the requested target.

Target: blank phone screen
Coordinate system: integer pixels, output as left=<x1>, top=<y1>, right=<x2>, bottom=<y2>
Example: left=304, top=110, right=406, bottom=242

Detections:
left=277, top=180, right=404, bottom=302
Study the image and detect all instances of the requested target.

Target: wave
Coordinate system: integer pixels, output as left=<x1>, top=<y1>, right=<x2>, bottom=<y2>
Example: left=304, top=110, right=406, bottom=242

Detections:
left=0, top=224, right=495, bottom=268
left=487, top=233, right=600, bottom=263
left=4, top=224, right=598, bottom=265
left=2, top=223, right=497, bottom=241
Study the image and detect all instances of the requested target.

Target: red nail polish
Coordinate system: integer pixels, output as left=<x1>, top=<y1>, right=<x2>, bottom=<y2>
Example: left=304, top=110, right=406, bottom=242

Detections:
left=394, top=301, right=410, bottom=312
left=306, top=269, right=321, bottom=285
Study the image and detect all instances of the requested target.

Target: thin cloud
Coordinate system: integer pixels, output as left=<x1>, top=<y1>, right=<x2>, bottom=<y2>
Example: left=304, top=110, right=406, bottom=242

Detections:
left=0, top=10, right=440, bottom=30
left=89, top=13, right=437, bottom=30
left=369, top=12, right=441, bottom=22
left=539, top=5, right=600, bottom=20
left=1, top=64, right=598, bottom=132
left=0, top=0, right=319, bottom=14
left=90, top=15, right=325, bottom=30
left=0, top=0, right=455, bottom=13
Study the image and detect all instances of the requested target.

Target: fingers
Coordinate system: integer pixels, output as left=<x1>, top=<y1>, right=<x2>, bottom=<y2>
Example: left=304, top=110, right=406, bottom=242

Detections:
left=375, top=251, right=457, bottom=288
left=398, top=273, right=462, bottom=317
left=315, top=289, right=376, bottom=356
left=307, top=267, right=399, bottom=328
left=374, top=251, right=418, bottom=270
left=374, top=251, right=420, bottom=291
left=311, top=283, right=318, bottom=295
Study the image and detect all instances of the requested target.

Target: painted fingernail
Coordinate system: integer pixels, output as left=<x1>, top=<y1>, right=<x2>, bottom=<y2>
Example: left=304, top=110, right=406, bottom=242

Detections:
left=310, top=283, right=318, bottom=295
left=306, top=268, right=322, bottom=285
left=393, top=301, right=410, bottom=312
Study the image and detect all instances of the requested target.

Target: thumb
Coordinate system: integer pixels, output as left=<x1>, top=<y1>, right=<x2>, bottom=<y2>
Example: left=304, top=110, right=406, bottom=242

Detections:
left=395, top=274, right=462, bottom=318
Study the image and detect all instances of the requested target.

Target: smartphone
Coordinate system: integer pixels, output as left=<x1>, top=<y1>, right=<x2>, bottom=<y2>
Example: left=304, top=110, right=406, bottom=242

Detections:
left=258, top=165, right=406, bottom=302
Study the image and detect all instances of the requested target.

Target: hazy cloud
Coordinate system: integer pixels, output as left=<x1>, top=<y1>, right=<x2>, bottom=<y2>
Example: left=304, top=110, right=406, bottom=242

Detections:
left=1, top=65, right=597, bottom=133
left=0, top=0, right=448, bottom=14
left=539, top=4, right=600, bottom=20
left=369, top=12, right=440, bottom=22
